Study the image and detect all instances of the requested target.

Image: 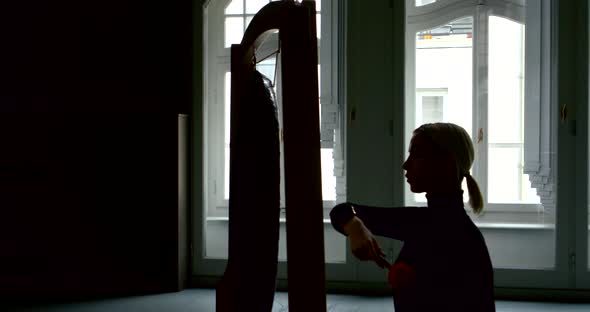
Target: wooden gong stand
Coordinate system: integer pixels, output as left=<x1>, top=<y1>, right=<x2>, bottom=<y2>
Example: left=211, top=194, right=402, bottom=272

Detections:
left=219, top=1, right=327, bottom=311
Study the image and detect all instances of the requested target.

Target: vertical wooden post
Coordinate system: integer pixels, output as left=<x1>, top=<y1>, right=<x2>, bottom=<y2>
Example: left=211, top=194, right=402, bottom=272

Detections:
left=281, top=3, right=327, bottom=311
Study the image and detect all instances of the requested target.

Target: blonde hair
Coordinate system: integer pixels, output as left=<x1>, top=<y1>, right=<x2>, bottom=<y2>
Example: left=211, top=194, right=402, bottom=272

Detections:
left=413, top=123, right=484, bottom=214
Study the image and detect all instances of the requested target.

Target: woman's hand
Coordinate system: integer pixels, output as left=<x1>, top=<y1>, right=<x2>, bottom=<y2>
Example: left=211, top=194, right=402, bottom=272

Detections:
left=343, top=217, right=391, bottom=269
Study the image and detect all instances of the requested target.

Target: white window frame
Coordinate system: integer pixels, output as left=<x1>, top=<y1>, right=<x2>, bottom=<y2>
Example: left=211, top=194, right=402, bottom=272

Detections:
left=404, top=0, right=554, bottom=223
left=204, top=0, right=344, bottom=220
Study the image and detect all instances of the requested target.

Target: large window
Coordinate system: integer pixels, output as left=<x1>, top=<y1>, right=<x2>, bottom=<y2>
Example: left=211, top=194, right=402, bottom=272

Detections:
left=405, top=0, right=556, bottom=269
left=406, top=0, right=545, bottom=216
left=203, top=0, right=344, bottom=260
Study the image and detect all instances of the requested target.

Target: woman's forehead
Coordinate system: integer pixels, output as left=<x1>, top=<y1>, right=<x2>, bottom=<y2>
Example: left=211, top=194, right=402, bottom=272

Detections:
left=410, top=134, right=444, bottom=156
left=409, top=135, right=429, bottom=152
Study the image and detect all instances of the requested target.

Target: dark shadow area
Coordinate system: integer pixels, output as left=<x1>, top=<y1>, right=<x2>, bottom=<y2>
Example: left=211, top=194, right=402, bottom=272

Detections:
left=1, top=0, right=193, bottom=304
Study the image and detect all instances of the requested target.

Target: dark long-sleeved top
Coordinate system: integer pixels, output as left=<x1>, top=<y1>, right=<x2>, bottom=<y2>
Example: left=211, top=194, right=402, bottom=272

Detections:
left=330, top=191, right=495, bottom=312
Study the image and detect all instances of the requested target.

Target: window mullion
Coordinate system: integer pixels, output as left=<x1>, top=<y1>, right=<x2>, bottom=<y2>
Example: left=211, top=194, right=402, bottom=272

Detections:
left=243, top=0, right=247, bottom=32
left=473, top=4, right=489, bottom=203
left=404, top=22, right=417, bottom=206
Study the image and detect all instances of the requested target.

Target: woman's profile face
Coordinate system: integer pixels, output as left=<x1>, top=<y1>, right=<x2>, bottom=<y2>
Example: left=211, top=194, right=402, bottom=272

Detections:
left=403, top=135, right=434, bottom=193
left=402, top=134, right=452, bottom=193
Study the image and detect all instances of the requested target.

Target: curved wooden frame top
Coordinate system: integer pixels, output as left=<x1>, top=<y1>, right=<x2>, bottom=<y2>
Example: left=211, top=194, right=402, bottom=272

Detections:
left=236, top=1, right=314, bottom=65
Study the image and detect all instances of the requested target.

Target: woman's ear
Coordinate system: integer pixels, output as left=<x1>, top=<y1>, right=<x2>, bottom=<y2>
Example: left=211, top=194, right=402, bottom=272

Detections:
left=441, top=152, right=460, bottom=180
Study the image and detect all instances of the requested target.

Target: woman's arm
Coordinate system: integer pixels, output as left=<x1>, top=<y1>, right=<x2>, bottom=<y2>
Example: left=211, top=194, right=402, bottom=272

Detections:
left=330, top=202, right=427, bottom=241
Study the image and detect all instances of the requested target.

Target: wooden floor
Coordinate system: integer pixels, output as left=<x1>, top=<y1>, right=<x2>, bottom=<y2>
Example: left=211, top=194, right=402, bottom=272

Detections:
left=5, top=288, right=590, bottom=311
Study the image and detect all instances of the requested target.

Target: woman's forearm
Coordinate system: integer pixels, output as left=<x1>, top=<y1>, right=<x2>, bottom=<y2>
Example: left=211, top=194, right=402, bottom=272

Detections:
left=342, top=216, right=365, bottom=236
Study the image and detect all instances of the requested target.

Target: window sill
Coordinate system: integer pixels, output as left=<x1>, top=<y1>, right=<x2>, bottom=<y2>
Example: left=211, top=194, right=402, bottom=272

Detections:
left=206, top=217, right=554, bottom=230
left=206, top=216, right=333, bottom=224
left=410, top=201, right=543, bottom=213
left=474, top=222, right=555, bottom=230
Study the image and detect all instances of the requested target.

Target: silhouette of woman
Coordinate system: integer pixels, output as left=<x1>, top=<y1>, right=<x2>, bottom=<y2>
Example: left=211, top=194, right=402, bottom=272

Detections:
left=330, top=123, right=495, bottom=312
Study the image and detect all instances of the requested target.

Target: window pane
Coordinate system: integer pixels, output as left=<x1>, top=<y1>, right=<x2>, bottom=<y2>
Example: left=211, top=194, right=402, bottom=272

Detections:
left=224, top=73, right=232, bottom=145
left=321, top=148, right=336, bottom=201
left=523, top=173, right=540, bottom=203
left=488, top=145, right=521, bottom=203
left=256, top=58, right=276, bottom=83
left=415, top=89, right=447, bottom=127
left=422, top=95, right=444, bottom=124
left=488, top=145, right=540, bottom=204
left=488, top=16, right=539, bottom=205
left=317, top=13, right=321, bottom=39
left=416, top=0, right=436, bottom=6
left=224, top=72, right=231, bottom=199
left=317, top=65, right=321, bottom=95
left=224, top=147, right=230, bottom=200
left=246, top=0, right=269, bottom=14
left=225, top=0, right=243, bottom=14
left=413, top=17, right=473, bottom=204
left=415, top=17, right=473, bottom=130
left=225, top=17, right=244, bottom=48
left=245, top=15, right=254, bottom=30
left=488, top=16, right=524, bottom=144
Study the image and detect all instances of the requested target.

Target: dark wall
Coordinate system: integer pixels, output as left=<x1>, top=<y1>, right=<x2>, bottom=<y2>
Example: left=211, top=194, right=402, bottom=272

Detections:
left=1, top=0, right=193, bottom=301
left=4, top=0, right=192, bottom=114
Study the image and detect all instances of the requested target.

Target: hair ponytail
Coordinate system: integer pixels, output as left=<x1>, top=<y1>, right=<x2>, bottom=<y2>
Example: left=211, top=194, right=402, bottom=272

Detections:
left=464, top=173, right=483, bottom=214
